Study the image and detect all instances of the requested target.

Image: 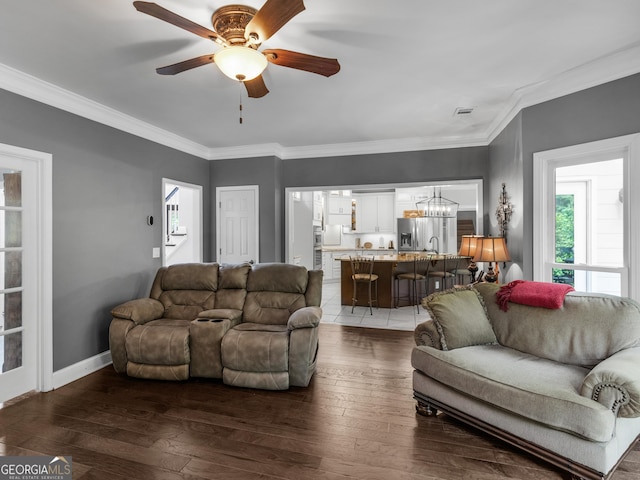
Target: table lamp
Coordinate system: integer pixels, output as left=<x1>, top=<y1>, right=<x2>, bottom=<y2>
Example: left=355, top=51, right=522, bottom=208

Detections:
left=472, top=236, right=511, bottom=283
left=458, top=235, right=484, bottom=281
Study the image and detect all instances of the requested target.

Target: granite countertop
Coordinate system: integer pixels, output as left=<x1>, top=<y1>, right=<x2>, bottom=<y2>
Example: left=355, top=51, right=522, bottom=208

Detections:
left=335, top=253, right=468, bottom=262
left=322, top=246, right=394, bottom=252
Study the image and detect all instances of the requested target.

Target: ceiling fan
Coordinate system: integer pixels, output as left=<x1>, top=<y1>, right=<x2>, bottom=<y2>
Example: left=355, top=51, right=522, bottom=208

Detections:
left=133, top=0, right=341, bottom=98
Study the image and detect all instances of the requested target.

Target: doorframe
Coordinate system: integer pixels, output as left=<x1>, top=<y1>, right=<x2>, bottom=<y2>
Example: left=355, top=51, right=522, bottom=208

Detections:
left=0, top=142, right=53, bottom=396
left=215, top=185, right=259, bottom=263
left=161, top=178, right=203, bottom=266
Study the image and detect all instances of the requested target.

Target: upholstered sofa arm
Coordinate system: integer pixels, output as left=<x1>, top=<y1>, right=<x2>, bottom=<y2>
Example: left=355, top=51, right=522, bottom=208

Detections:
left=111, top=298, right=164, bottom=325
left=581, top=347, right=640, bottom=418
left=288, top=306, right=322, bottom=330
left=414, top=320, right=442, bottom=349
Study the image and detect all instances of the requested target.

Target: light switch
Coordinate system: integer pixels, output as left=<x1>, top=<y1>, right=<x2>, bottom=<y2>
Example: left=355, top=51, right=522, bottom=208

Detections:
left=152, top=247, right=160, bottom=258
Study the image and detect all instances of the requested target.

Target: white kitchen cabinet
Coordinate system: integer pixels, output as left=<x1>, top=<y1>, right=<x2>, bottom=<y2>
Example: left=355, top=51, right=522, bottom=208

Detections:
left=322, top=251, right=333, bottom=280
left=328, top=195, right=351, bottom=214
left=327, top=194, right=352, bottom=227
left=354, top=193, right=395, bottom=233
left=312, top=191, right=323, bottom=225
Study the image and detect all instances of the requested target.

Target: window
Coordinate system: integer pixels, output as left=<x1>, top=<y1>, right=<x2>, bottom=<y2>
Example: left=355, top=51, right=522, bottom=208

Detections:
left=533, top=134, right=640, bottom=300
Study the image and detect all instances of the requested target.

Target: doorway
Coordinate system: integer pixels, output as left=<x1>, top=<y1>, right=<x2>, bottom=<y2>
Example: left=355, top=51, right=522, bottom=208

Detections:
left=162, top=179, right=203, bottom=266
left=0, top=143, right=52, bottom=403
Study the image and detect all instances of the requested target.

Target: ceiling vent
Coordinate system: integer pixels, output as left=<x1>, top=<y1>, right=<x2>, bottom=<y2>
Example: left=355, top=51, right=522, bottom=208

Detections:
left=454, top=107, right=474, bottom=116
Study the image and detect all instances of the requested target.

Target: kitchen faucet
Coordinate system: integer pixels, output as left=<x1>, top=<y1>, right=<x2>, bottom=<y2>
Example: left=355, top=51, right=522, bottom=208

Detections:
left=429, top=236, right=439, bottom=254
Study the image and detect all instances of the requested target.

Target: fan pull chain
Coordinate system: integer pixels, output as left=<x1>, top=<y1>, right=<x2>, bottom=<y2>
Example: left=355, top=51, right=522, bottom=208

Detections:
left=239, top=85, right=243, bottom=125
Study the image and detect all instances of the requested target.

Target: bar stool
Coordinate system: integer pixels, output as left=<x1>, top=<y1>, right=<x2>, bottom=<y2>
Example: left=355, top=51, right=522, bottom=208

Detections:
left=394, top=256, right=431, bottom=312
left=350, top=256, right=378, bottom=315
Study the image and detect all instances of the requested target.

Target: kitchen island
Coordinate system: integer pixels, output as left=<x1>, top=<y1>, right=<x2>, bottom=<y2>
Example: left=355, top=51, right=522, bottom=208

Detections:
left=337, top=254, right=470, bottom=308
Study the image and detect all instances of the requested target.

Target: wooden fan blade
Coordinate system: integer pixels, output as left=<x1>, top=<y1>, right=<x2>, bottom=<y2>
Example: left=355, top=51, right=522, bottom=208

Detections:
left=245, top=0, right=305, bottom=43
left=156, top=54, right=215, bottom=75
left=263, top=49, right=340, bottom=77
left=133, top=1, right=223, bottom=43
left=244, top=75, right=269, bottom=98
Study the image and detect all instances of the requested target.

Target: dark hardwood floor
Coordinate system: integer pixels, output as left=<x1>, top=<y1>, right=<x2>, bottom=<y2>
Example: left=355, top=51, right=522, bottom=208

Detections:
left=1, top=324, right=639, bottom=479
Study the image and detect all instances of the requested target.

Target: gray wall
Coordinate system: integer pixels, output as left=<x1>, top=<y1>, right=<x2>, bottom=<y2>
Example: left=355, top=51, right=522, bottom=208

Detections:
left=283, top=147, right=489, bottom=188
left=210, top=147, right=489, bottom=261
left=0, top=89, right=211, bottom=371
left=210, top=156, right=284, bottom=262
left=487, top=113, right=524, bottom=282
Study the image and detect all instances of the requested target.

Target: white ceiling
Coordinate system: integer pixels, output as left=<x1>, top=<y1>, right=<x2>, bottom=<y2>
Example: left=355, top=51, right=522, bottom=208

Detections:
left=1, top=1, right=640, bottom=160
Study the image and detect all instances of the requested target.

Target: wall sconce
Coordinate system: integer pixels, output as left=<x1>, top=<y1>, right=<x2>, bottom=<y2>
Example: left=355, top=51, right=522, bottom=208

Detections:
left=495, top=183, right=513, bottom=239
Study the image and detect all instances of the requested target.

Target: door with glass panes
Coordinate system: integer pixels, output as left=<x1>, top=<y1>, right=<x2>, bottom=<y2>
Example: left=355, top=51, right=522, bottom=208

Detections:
left=0, top=152, right=38, bottom=402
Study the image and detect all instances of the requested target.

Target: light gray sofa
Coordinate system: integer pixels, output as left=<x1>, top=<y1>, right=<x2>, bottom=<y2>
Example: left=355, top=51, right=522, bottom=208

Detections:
left=412, top=283, right=640, bottom=480
left=109, top=262, right=322, bottom=389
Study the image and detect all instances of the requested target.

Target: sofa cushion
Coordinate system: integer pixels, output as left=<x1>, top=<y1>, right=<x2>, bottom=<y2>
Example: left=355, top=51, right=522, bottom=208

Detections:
left=222, top=323, right=289, bottom=372
left=125, top=322, right=190, bottom=365
left=161, top=262, right=218, bottom=291
left=411, top=344, right=615, bottom=442
left=215, top=289, right=247, bottom=311
left=218, top=263, right=251, bottom=289
left=475, top=283, right=640, bottom=367
left=243, top=291, right=307, bottom=325
left=247, top=263, right=308, bottom=293
left=159, top=290, right=216, bottom=319
left=423, top=287, right=497, bottom=350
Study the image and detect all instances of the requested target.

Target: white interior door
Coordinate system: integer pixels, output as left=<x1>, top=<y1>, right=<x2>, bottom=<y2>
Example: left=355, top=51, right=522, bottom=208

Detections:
left=216, top=186, right=259, bottom=264
left=0, top=149, right=42, bottom=402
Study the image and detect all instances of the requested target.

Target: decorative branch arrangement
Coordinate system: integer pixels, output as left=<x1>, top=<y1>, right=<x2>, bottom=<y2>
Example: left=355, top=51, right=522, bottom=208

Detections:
left=495, top=183, right=513, bottom=239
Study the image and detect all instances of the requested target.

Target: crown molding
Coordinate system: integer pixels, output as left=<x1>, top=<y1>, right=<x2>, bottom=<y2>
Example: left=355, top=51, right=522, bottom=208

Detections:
left=206, top=142, right=284, bottom=160
left=3, top=40, right=640, bottom=162
left=0, top=63, right=210, bottom=159
left=485, top=42, right=640, bottom=144
left=274, top=135, right=488, bottom=160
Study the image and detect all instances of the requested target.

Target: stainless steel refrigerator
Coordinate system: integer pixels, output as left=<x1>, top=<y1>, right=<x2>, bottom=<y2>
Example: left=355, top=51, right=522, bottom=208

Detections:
left=397, top=217, right=456, bottom=253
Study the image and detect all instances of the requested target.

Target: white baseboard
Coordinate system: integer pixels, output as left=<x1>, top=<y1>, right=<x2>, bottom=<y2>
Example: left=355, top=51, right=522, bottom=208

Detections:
left=51, top=351, right=112, bottom=390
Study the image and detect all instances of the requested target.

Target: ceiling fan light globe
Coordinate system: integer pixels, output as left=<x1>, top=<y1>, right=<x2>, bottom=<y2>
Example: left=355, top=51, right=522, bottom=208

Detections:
left=215, top=46, right=267, bottom=82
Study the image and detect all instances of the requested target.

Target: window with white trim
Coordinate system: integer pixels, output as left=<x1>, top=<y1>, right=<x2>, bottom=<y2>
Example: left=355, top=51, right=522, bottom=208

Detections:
left=533, top=134, right=640, bottom=300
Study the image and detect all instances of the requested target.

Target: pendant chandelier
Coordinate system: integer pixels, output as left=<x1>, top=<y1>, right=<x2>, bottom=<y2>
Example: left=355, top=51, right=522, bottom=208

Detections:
left=416, top=189, right=459, bottom=218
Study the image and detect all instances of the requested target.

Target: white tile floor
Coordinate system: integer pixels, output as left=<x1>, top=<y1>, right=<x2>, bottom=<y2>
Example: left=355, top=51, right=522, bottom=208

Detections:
left=320, top=281, right=431, bottom=331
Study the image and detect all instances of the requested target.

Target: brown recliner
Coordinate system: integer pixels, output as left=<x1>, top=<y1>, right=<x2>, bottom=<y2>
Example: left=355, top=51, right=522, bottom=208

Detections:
left=109, top=262, right=323, bottom=388
left=109, top=262, right=250, bottom=381
left=221, top=263, right=323, bottom=390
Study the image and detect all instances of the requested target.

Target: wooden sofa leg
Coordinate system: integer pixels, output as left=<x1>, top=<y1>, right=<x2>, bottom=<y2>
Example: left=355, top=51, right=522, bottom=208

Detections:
left=415, top=400, right=438, bottom=416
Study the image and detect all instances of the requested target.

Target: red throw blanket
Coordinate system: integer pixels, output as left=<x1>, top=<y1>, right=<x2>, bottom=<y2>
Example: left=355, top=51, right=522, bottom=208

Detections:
left=496, top=280, right=574, bottom=312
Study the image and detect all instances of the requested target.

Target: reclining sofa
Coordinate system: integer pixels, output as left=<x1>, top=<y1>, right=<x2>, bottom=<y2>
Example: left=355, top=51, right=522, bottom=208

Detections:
left=412, top=282, right=640, bottom=480
left=109, top=262, right=322, bottom=390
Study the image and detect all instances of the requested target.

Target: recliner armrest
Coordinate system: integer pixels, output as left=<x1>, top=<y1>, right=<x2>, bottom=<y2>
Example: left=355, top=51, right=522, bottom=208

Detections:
left=288, top=306, right=322, bottom=330
left=111, top=298, right=164, bottom=325
left=581, top=347, right=640, bottom=418
left=414, top=319, right=443, bottom=349
left=197, top=308, right=243, bottom=326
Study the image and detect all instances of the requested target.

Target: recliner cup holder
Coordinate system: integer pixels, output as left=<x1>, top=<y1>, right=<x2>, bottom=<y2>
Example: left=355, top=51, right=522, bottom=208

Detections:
left=197, top=318, right=224, bottom=323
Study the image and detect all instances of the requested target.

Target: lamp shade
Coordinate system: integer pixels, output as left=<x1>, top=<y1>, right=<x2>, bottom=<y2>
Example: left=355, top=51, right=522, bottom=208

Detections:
left=214, top=46, right=268, bottom=81
left=472, top=237, right=511, bottom=263
left=458, top=235, right=483, bottom=257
